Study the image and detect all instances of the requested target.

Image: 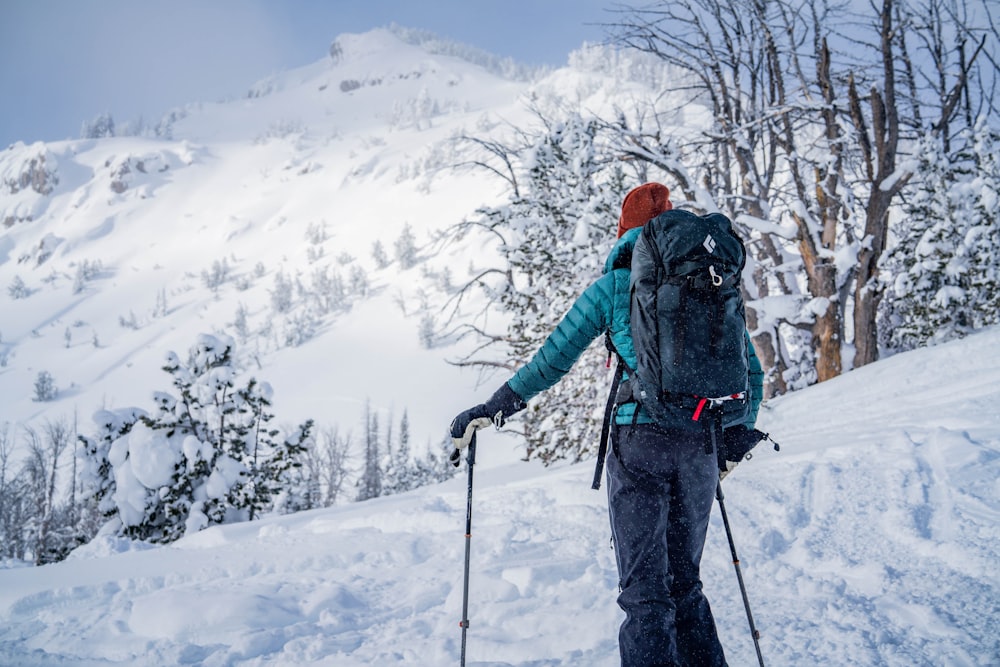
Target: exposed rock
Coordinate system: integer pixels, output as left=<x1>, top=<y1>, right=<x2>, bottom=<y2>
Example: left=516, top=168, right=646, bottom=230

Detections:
left=106, top=153, right=170, bottom=193
left=2, top=147, right=58, bottom=196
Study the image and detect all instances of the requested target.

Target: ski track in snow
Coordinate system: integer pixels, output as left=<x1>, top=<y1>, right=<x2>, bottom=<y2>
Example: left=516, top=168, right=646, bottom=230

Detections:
left=732, top=428, right=1000, bottom=667
left=2, top=325, right=1000, bottom=667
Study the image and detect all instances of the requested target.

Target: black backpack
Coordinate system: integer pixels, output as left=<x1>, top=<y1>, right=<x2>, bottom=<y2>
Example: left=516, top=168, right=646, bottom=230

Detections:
left=630, top=208, right=750, bottom=426
left=592, top=209, right=750, bottom=489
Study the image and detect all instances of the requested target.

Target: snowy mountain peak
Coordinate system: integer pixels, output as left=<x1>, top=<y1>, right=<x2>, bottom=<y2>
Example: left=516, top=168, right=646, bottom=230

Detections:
left=0, top=25, right=554, bottom=460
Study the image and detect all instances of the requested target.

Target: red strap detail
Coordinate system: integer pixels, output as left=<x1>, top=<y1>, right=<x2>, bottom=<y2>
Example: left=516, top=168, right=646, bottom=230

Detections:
left=692, top=397, right=707, bottom=421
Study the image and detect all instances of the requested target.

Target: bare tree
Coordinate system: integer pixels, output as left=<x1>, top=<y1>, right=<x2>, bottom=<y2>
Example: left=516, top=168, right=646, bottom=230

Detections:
left=607, top=0, right=996, bottom=383
left=608, top=0, right=840, bottom=392
left=849, top=0, right=911, bottom=367
left=22, top=419, right=72, bottom=564
left=0, top=422, right=16, bottom=558
left=21, top=428, right=49, bottom=563
left=849, top=0, right=990, bottom=366
left=315, top=426, right=353, bottom=506
left=0, top=422, right=12, bottom=507
left=767, top=4, right=855, bottom=383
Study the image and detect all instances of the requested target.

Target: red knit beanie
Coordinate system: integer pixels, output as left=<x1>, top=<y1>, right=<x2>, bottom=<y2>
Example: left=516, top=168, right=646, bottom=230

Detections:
left=617, top=182, right=672, bottom=238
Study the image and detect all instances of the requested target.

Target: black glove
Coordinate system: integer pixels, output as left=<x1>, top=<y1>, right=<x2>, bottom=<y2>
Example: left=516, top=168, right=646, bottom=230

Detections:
left=718, top=426, right=768, bottom=480
left=449, top=383, right=526, bottom=466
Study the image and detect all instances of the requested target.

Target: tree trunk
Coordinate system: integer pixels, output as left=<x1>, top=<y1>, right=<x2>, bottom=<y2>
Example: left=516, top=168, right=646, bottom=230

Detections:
left=773, top=31, right=845, bottom=383
left=852, top=0, right=909, bottom=368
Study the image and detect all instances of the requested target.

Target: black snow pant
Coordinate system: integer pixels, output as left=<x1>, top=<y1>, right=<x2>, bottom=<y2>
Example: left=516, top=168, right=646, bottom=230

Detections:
left=607, top=421, right=728, bottom=667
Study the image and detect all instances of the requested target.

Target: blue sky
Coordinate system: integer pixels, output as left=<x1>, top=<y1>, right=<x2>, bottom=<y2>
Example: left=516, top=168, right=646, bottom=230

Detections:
left=0, top=0, right=614, bottom=149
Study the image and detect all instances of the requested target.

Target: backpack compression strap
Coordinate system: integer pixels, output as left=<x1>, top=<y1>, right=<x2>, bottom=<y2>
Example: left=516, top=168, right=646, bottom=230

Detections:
left=691, top=393, right=747, bottom=421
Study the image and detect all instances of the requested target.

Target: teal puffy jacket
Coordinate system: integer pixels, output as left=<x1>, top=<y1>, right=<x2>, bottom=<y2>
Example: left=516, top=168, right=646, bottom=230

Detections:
left=507, top=227, right=764, bottom=428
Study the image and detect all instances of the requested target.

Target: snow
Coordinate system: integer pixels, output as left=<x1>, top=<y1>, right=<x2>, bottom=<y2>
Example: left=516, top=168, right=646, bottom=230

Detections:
left=0, top=325, right=998, bottom=665
left=735, top=212, right=798, bottom=240
left=122, top=422, right=178, bottom=489
left=0, top=28, right=544, bottom=452
left=1, top=26, right=999, bottom=667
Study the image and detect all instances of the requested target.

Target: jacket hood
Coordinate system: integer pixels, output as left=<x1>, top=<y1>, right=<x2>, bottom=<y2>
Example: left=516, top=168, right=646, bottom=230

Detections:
left=604, top=226, right=642, bottom=274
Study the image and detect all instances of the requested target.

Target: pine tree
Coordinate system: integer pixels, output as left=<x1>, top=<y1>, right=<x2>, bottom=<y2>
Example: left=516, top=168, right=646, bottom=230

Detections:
left=77, top=407, right=144, bottom=529
left=266, top=419, right=315, bottom=515
left=270, top=271, right=294, bottom=314
left=455, top=114, right=629, bottom=463
left=882, top=123, right=1000, bottom=350
left=356, top=402, right=382, bottom=501
left=381, top=411, right=457, bottom=494
left=413, top=437, right=458, bottom=486
left=372, top=240, right=390, bottom=269
left=394, top=224, right=418, bottom=269
left=80, top=112, right=115, bottom=139
left=965, top=122, right=1000, bottom=328
left=382, top=410, right=415, bottom=495
left=8, top=275, right=29, bottom=300
left=77, top=334, right=313, bottom=543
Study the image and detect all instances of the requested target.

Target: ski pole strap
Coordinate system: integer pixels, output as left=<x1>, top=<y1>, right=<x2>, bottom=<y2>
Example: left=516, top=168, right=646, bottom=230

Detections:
left=706, top=409, right=722, bottom=455
left=592, top=359, right=625, bottom=491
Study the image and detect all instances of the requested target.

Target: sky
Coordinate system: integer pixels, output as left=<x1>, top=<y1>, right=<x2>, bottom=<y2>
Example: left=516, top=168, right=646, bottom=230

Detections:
left=0, top=0, right=614, bottom=150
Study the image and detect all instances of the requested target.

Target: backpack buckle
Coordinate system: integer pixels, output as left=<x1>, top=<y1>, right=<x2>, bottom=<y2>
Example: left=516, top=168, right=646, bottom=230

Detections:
left=709, top=265, right=723, bottom=287
left=691, top=392, right=747, bottom=421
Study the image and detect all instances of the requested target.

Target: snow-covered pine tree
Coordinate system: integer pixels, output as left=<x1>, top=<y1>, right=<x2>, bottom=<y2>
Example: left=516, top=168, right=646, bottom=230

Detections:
left=379, top=410, right=456, bottom=494
left=881, top=133, right=967, bottom=348
left=372, top=240, right=390, bottom=268
left=76, top=407, right=144, bottom=530
left=411, top=437, right=456, bottom=486
left=394, top=223, right=418, bottom=269
left=270, top=271, right=294, bottom=314
left=381, top=409, right=411, bottom=495
left=32, top=371, right=56, bottom=402
left=149, top=334, right=251, bottom=539
left=356, top=402, right=382, bottom=501
left=965, top=122, right=1000, bottom=328
left=266, top=418, right=315, bottom=516
left=455, top=114, right=629, bottom=464
left=218, top=378, right=314, bottom=517
left=80, top=112, right=115, bottom=139
left=881, top=122, right=1000, bottom=350
left=7, top=275, right=29, bottom=299
left=77, top=334, right=312, bottom=543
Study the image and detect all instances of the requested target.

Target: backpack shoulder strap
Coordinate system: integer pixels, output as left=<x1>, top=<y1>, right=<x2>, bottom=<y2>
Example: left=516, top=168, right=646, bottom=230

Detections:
left=593, top=331, right=626, bottom=490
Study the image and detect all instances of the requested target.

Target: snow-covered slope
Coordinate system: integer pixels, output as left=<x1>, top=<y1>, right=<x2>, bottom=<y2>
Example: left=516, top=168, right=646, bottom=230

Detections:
left=0, top=28, right=555, bottom=452
left=0, top=28, right=682, bottom=455
left=1, top=325, right=998, bottom=665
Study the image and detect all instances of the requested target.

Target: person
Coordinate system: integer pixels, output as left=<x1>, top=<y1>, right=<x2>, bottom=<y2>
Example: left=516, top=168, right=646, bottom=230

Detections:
left=449, top=182, right=764, bottom=667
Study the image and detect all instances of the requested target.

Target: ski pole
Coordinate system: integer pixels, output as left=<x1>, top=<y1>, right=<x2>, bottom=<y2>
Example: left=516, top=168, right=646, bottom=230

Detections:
left=716, top=480, right=765, bottom=667
left=459, top=434, right=477, bottom=667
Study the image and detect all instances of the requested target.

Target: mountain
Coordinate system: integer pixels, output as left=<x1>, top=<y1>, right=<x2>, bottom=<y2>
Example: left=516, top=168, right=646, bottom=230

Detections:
left=0, top=27, right=552, bottom=452
left=0, top=27, right=681, bottom=453
left=1, top=26, right=998, bottom=666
